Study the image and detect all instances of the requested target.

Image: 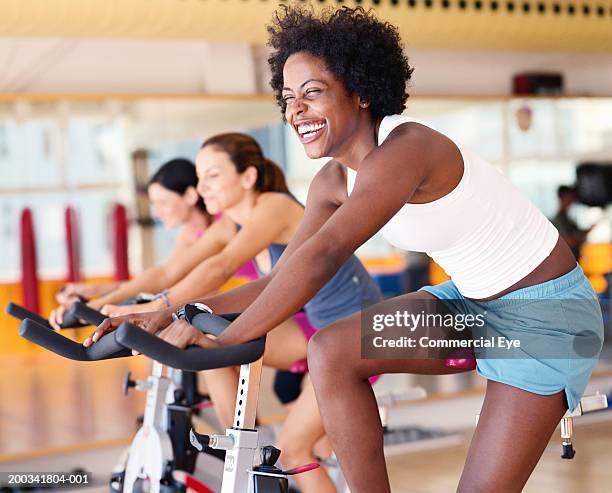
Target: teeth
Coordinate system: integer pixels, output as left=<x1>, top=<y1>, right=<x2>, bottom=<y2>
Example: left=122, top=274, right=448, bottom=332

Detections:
left=297, top=122, right=325, bottom=136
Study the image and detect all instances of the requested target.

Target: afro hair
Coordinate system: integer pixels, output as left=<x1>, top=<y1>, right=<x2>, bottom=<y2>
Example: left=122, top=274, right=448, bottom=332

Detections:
left=267, top=5, right=414, bottom=119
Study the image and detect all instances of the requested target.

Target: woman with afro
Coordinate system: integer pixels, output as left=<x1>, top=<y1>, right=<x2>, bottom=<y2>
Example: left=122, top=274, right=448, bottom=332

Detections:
left=252, top=6, right=602, bottom=491
left=122, top=5, right=603, bottom=492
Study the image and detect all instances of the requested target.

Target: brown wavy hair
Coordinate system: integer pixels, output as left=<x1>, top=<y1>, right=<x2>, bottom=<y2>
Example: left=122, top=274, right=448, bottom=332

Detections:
left=201, top=133, right=290, bottom=194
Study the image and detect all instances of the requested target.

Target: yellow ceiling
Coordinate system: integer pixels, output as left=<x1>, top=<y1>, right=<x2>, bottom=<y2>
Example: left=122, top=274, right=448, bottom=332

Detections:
left=0, top=0, right=611, bottom=52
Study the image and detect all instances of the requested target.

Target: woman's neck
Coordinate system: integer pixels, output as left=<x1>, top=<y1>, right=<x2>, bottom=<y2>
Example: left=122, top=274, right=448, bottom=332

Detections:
left=334, top=116, right=382, bottom=171
left=225, top=191, right=260, bottom=225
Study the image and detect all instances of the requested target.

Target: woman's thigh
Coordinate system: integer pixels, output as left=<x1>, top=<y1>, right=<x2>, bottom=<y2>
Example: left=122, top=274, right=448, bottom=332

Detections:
left=263, top=317, right=308, bottom=369
left=308, top=290, right=473, bottom=379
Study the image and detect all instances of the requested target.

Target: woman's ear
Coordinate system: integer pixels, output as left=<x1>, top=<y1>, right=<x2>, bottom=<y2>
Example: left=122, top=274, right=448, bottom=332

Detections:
left=183, top=186, right=200, bottom=206
left=241, top=165, right=258, bottom=190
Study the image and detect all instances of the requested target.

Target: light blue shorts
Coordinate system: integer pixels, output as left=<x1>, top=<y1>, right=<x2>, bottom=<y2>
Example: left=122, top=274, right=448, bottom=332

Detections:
left=419, top=264, right=605, bottom=412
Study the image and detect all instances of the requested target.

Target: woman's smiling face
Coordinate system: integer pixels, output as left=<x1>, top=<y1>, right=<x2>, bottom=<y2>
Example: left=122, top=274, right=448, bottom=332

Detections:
left=282, top=52, right=363, bottom=160
left=147, top=183, right=193, bottom=229
left=195, top=146, right=254, bottom=215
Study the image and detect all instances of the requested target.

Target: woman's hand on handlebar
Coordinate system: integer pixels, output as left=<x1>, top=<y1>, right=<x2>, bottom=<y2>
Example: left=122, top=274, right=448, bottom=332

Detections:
left=55, top=283, right=87, bottom=305
left=49, top=299, right=99, bottom=331
left=83, top=309, right=174, bottom=347
left=158, top=319, right=220, bottom=349
left=56, top=282, right=117, bottom=305
left=99, top=304, right=133, bottom=318
left=86, top=298, right=105, bottom=312
left=49, top=304, right=69, bottom=331
left=100, top=300, right=163, bottom=318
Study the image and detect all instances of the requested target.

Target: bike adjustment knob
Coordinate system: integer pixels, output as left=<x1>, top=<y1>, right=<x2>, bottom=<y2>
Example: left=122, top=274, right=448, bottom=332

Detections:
left=261, top=445, right=282, bottom=467
left=122, top=371, right=137, bottom=395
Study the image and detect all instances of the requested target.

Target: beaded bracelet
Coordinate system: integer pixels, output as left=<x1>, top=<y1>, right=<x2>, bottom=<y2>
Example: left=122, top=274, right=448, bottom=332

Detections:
left=153, top=289, right=172, bottom=308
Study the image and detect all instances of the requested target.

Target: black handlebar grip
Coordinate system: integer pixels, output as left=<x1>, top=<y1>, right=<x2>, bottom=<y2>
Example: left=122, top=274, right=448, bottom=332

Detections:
left=19, top=319, right=131, bottom=361
left=189, top=312, right=231, bottom=337
left=114, top=322, right=265, bottom=371
left=61, top=302, right=106, bottom=328
left=5, top=301, right=105, bottom=331
left=6, top=303, right=53, bottom=329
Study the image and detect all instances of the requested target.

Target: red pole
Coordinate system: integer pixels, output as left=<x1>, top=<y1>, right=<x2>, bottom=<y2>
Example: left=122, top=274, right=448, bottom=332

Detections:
left=20, top=208, right=40, bottom=313
left=112, top=203, right=129, bottom=281
left=64, top=206, right=81, bottom=283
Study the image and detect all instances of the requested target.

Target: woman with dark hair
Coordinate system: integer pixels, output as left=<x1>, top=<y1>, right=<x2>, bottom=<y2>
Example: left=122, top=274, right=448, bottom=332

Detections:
left=148, top=157, right=210, bottom=228
left=87, top=132, right=382, bottom=493
left=52, top=157, right=214, bottom=321
left=94, top=133, right=299, bottom=317
left=259, top=7, right=602, bottom=492
left=116, top=6, right=603, bottom=492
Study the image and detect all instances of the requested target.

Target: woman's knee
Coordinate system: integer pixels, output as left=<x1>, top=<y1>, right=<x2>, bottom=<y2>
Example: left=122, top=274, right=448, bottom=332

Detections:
left=307, top=325, right=345, bottom=376
left=276, top=430, right=314, bottom=466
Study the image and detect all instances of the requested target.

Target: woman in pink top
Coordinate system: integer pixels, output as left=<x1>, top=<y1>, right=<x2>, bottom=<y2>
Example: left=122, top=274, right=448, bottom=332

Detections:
left=52, top=158, right=216, bottom=324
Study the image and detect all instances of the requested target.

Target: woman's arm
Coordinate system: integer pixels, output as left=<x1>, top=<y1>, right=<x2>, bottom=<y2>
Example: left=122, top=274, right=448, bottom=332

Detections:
left=105, top=193, right=300, bottom=314
left=90, top=220, right=229, bottom=309
left=56, top=281, right=120, bottom=305
left=178, top=180, right=344, bottom=313
left=216, top=129, right=428, bottom=345
left=88, top=166, right=362, bottom=339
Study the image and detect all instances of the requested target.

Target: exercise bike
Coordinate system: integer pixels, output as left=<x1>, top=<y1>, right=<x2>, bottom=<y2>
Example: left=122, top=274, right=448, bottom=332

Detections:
left=6, top=301, right=224, bottom=492
left=14, top=304, right=318, bottom=492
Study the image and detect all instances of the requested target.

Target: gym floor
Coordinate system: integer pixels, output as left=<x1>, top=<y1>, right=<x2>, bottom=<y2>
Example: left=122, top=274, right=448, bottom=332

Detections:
left=1, top=353, right=611, bottom=492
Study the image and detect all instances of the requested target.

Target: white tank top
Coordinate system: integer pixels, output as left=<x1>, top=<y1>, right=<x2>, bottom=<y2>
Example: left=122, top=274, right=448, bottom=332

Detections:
left=346, top=114, right=559, bottom=299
